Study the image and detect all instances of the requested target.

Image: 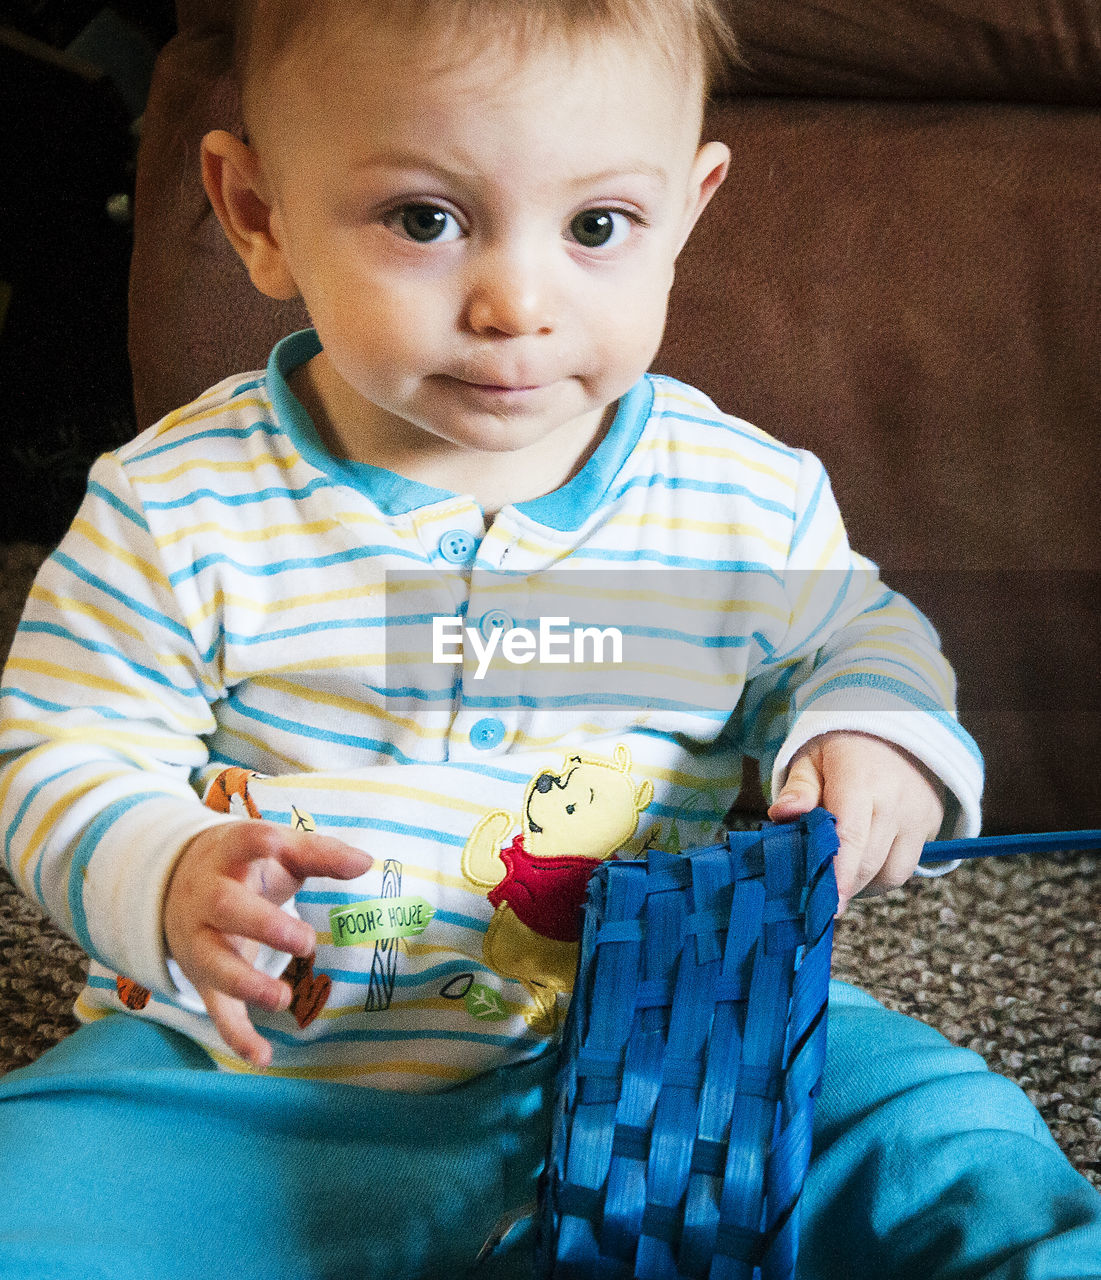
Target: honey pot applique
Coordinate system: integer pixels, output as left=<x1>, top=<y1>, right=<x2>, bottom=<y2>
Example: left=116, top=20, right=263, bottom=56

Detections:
left=461, top=745, right=653, bottom=1032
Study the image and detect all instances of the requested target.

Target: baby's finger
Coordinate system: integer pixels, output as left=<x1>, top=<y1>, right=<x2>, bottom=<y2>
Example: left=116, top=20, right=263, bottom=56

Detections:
left=206, top=879, right=315, bottom=957
left=203, top=987, right=275, bottom=1070
left=865, top=830, right=925, bottom=896
left=767, top=751, right=823, bottom=821
left=197, top=931, right=292, bottom=1014
left=275, top=831, right=374, bottom=883
left=827, top=796, right=875, bottom=912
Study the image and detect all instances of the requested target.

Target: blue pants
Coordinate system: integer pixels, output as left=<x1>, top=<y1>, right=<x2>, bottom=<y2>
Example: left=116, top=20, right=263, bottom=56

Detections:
left=0, top=981, right=1098, bottom=1279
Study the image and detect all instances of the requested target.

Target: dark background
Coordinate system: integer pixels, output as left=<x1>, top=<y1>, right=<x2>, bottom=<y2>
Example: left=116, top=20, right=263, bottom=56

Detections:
left=0, top=2, right=176, bottom=543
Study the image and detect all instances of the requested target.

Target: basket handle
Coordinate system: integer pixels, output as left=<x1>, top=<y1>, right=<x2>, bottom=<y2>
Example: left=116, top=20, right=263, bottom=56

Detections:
left=920, top=828, right=1101, bottom=863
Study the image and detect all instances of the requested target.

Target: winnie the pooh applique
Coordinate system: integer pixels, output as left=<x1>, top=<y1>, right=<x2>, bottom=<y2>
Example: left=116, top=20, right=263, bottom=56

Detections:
left=461, top=744, right=653, bottom=1032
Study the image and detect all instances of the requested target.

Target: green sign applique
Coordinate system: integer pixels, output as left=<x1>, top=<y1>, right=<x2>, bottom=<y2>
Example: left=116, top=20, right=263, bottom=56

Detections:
left=329, top=896, right=435, bottom=947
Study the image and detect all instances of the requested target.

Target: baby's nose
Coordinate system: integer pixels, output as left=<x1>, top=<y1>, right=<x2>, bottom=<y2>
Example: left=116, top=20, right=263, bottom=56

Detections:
left=464, top=245, right=556, bottom=338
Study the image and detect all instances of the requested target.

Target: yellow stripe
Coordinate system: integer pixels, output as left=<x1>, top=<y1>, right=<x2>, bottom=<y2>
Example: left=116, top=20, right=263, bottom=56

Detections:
left=204, top=1047, right=469, bottom=1082
left=183, top=582, right=386, bottom=629
left=157, top=512, right=424, bottom=552
left=311, top=994, right=529, bottom=1022
left=137, top=450, right=302, bottom=487
left=801, top=656, right=951, bottom=710
left=637, top=435, right=796, bottom=488
left=28, top=586, right=145, bottom=644
left=151, top=394, right=271, bottom=439
left=71, top=519, right=171, bottom=592
left=258, top=773, right=486, bottom=822
left=606, top=512, right=788, bottom=553
left=2, top=720, right=201, bottom=767
left=73, top=992, right=113, bottom=1022
left=18, top=767, right=135, bottom=876
left=249, top=677, right=450, bottom=742
left=849, top=631, right=954, bottom=703
left=209, top=725, right=310, bottom=773
left=4, top=659, right=212, bottom=731
left=469, top=576, right=788, bottom=621
left=409, top=499, right=482, bottom=534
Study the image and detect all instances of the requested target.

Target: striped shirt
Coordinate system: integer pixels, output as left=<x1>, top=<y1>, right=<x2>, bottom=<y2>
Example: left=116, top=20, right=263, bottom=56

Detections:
left=0, top=329, right=982, bottom=1089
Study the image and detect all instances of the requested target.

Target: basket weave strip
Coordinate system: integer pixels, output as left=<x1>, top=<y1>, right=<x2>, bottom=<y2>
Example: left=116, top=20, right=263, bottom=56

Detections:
left=541, top=810, right=840, bottom=1280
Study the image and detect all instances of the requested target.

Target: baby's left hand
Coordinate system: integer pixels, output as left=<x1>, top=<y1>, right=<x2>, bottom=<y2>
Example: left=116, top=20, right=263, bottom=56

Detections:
left=767, top=731, right=945, bottom=913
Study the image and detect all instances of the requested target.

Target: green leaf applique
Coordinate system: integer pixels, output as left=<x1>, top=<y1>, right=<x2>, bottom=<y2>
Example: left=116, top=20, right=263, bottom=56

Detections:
left=464, top=982, right=509, bottom=1021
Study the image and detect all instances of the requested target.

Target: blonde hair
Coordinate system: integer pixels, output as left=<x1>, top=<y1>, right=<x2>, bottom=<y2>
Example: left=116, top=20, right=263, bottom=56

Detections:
left=235, top=0, right=739, bottom=114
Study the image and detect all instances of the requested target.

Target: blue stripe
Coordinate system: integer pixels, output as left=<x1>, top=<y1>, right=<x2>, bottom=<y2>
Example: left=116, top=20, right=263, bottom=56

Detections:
left=223, top=616, right=389, bottom=646
left=653, top=408, right=800, bottom=461
left=773, top=565, right=855, bottom=660
left=50, top=550, right=194, bottom=643
left=222, top=700, right=415, bottom=760
left=0, top=687, right=131, bottom=722
left=257, top=1023, right=537, bottom=1050
left=3, top=763, right=75, bottom=887
left=562, top=548, right=784, bottom=575
left=790, top=466, right=826, bottom=552
left=605, top=470, right=795, bottom=518
left=458, top=690, right=730, bottom=720
left=141, top=476, right=332, bottom=511
left=361, top=682, right=459, bottom=702
left=86, top=481, right=149, bottom=530
left=318, top=958, right=496, bottom=987
left=129, top=420, right=284, bottom=463
left=69, top=793, right=162, bottom=966
left=258, top=810, right=467, bottom=846
left=168, top=542, right=430, bottom=587
left=17, top=621, right=205, bottom=699
left=799, top=672, right=984, bottom=764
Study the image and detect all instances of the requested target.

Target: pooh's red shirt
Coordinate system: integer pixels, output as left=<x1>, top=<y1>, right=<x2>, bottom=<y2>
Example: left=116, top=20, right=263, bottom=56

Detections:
left=487, top=835, right=607, bottom=942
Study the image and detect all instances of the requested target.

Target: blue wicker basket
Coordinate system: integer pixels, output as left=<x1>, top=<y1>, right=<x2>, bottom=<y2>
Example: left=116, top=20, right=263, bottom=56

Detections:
left=536, top=812, right=1101, bottom=1279
left=538, top=808, right=840, bottom=1280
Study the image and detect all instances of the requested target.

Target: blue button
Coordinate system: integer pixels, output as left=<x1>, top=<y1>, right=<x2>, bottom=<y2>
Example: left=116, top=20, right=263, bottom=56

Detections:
left=439, top=529, right=476, bottom=564
left=469, top=717, right=505, bottom=750
left=478, top=609, right=513, bottom=638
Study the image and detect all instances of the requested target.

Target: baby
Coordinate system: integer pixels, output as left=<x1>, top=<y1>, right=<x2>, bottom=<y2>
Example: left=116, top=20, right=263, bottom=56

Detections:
left=2, top=2, right=1097, bottom=1277
left=180, top=0, right=967, bottom=1068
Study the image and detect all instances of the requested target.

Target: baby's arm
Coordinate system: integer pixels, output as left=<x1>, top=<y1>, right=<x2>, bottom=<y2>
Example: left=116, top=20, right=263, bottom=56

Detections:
left=0, top=454, right=369, bottom=1063
left=740, top=451, right=982, bottom=899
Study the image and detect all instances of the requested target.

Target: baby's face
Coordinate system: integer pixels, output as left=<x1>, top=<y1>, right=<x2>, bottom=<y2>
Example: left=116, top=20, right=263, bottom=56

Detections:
left=252, top=20, right=726, bottom=459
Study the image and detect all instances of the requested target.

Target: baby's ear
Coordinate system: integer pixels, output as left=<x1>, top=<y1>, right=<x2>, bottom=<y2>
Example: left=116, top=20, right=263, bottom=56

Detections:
left=200, top=129, right=299, bottom=301
left=676, top=139, right=731, bottom=256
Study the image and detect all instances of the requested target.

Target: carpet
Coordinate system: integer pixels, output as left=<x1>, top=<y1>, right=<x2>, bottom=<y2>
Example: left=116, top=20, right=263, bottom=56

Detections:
left=0, top=541, right=1097, bottom=1188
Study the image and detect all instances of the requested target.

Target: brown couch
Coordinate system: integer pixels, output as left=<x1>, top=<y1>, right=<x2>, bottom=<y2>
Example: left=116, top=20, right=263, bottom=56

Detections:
left=129, top=0, right=1101, bottom=837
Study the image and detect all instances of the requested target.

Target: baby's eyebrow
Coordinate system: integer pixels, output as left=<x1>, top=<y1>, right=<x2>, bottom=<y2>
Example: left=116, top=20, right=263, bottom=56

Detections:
left=571, top=163, right=670, bottom=189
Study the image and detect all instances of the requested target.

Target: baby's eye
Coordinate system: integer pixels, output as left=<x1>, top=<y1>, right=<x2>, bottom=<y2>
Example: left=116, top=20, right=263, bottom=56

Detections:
left=388, top=203, right=462, bottom=244
left=569, top=208, right=631, bottom=249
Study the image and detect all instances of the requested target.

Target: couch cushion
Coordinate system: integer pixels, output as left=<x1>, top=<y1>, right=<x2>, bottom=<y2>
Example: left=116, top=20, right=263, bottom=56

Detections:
left=720, top=0, right=1101, bottom=104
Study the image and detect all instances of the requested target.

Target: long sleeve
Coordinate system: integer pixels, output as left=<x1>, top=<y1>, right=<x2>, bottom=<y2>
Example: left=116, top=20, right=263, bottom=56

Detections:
left=738, top=451, right=983, bottom=838
left=0, top=453, right=236, bottom=995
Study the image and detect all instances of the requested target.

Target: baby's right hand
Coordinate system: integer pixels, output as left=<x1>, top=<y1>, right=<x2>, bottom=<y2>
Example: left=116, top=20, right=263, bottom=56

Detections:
left=163, top=821, right=372, bottom=1068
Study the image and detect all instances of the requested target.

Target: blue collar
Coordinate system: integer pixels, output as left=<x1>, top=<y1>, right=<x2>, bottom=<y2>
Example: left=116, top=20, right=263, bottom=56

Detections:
left=266, top=329, right=653, bottom=531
